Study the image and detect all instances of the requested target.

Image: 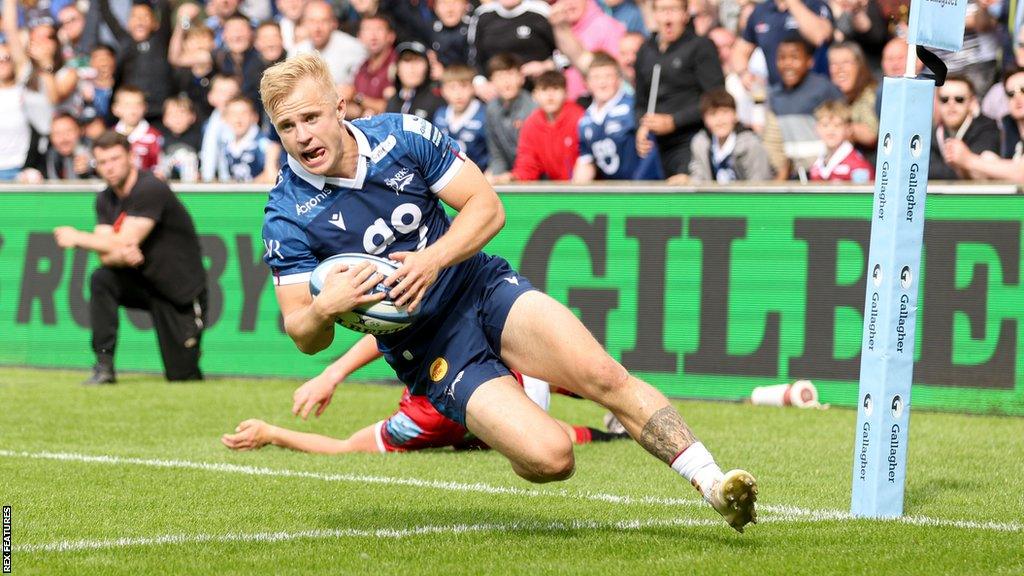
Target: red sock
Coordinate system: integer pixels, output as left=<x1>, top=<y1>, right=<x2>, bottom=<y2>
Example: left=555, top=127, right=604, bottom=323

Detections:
left=573, top=426, right=593, bottom=445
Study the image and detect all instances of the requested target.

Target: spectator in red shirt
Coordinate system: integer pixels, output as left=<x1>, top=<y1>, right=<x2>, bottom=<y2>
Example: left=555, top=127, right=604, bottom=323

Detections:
left=112, top=85, right=162, bottom=171
left=809, top=100, right=873, bottom=182
left=347, top=14, right=397, bottom=119
left=511, top=70, right=585, bottom=181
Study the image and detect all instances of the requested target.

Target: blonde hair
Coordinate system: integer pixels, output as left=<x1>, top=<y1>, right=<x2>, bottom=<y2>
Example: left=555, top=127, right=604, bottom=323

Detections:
left=814, top=100, right=852, bottom=123
left=260, top=53, right=337, bottom=120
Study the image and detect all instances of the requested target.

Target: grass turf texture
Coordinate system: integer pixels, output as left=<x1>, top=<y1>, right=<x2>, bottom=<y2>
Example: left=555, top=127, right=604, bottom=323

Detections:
left=1, top=367, right=1021, bottom=576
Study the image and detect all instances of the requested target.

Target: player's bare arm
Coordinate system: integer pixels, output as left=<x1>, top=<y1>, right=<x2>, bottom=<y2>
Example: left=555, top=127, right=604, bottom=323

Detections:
left=275, top=263, right=386, bottom=354
left=384, top=160, right=505, bottom=312
left=293, top=334, right=382, bottom=419
left=221, top=418, right=352, bottom=454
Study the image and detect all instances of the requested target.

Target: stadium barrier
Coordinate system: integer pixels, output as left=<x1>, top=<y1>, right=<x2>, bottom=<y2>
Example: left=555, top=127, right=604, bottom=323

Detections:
left=1, top=182, right=1021, bottom=416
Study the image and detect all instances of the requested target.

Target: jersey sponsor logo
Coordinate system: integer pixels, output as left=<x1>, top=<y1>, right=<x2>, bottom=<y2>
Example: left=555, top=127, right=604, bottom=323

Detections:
left=329, top=212, right=346, bottom=230
left=362, top=202, right=428, bottom=254
left=263, top=239, right=283, bottom=260
left=371, top=135, right=397, bottom=163
left=429, top=357, right=449, bottom=381
left=385, top=167, right=415, bottom=194
left=503, top=276, right=519, bottom=285
left=295, top=187, right=336, bottom=215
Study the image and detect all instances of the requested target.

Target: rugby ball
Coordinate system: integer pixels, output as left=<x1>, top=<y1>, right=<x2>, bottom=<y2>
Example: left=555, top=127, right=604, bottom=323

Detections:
left=309, top=253, right=415, bottom=335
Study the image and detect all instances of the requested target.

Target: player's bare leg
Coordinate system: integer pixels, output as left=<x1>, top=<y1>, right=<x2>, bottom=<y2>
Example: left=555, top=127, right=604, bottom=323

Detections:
left=464, top=375, right=575, bottom=483
left=500, top=291, right=757, bottom=531
left=221, top=419, right=381, bottom=454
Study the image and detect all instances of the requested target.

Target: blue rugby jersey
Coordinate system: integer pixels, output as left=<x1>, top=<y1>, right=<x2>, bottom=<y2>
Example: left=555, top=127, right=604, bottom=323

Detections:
left=262, top=114, right=469, bottom=324
left=577, top=88, right=659, bottom=180
left=433, top=99, right=490, bottom=171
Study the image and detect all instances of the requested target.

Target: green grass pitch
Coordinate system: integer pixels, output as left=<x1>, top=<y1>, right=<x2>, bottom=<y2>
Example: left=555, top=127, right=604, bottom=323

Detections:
left=1, top=367, right=1021, bottom=575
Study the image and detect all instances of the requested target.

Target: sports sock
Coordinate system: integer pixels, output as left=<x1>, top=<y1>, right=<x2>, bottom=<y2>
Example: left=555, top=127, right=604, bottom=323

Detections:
left=572, top=426, right=593, bottom=444
left=670, top=442, right=723, bottom=500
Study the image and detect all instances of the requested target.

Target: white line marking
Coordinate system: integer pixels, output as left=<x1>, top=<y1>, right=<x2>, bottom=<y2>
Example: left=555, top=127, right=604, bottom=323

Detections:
left=16, top=518, right=722, bottom=553
left=1, top=449, right=1020, bottom=534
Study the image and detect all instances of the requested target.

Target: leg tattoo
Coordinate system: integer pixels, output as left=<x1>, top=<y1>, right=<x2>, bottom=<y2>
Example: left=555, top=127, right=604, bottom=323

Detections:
left=639, top=406, right=697, bottom=463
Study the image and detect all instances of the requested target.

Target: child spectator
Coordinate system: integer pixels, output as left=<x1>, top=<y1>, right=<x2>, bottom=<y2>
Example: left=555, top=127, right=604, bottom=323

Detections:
left=808, top=100, right=873, bottom=182
left=157, top=95, right=202, bottom=182
left=385, top=41, right=444, bottom=120
left=511, top=70, right=585, bottom=181
left=200, top=74, right=242, bottom=181
left=762, top=34, right=844, bottom=180
left=574, top=51, right=658, bottom=183
left=76, top=44, right=117, bottom=123
left=434, top=64, right=489, bottom=169
left=217, top=95, right=268, bottom=182
left=484, top=53, right=537, bottom=183
left=98, top=0, right=172, bottom=120
left=112, top=85, right=162, bottom=170
left=689, top=88, right=774, bottom=182
left=430, top=0, right=471, bottom=69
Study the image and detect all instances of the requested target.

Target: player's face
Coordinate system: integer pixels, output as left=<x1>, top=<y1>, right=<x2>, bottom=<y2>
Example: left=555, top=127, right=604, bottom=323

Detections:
left=703, top=106, right=736, bottom=141
left=434, top=0, right=467, bottom=27
left=1005, top=72, right=1024, bottom=121
left=815, top=115, right=848, bottom=150
left=586, top=65, right=620, bottom=106
left=94, top=145, right=134, bottom=189
left=534, top=86, right=566, bottom=116
left=776, top=43, right=812, bottom=89
left=441, top=80, right=474, bottom=111
left=652, top=0, right=688, bottom=44
left=937, top=81, right=973, bottom=130
left=492, top=69, right=524, bottom=101
left=272, top=78, right=347, bottom=175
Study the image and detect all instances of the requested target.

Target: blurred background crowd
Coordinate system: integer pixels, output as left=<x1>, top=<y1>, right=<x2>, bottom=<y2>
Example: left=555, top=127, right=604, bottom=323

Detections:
left=0, top=0, right=1021, bottom=184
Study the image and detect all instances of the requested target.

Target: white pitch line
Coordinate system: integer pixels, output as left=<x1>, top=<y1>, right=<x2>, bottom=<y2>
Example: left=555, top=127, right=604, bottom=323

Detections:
left=16, top=518, right=723, bottom=554
left=1, top=449, right=1020, bottom=533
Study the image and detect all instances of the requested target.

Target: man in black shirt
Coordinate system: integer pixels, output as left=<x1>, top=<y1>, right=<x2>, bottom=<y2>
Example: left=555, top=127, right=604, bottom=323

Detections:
left=54, top=131, right=208, bottom=384
left=634, top=0, right=724, bottom=177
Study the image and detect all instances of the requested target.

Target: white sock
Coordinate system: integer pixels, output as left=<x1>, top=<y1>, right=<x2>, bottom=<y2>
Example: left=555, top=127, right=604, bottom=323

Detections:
left=670, top=442, right=723, bottom=500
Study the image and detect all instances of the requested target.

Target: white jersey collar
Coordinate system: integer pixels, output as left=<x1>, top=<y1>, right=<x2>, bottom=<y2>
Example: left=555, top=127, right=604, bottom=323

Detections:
left=287, top=121, right=371, bottom=190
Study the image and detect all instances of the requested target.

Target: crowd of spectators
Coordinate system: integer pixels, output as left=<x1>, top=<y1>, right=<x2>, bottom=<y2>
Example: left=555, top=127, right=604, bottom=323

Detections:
left=0, top=0, right=1021, bottom=184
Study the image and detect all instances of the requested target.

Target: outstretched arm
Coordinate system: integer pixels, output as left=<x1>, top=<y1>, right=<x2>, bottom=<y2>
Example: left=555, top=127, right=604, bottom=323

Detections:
left=54, top=218, right=154, bottom=267
left=221, top=418, right=379, bottom=454
left=292, top=334, right=382, bottom=419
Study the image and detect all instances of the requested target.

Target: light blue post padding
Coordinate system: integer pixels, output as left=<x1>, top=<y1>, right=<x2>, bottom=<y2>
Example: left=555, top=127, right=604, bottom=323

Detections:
left=851, top=77, right=933, bottom=518
left=907, top=0, right=969, bottom=51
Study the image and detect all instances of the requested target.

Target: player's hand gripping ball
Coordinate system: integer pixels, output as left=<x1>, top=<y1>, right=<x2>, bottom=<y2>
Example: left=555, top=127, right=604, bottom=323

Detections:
left=309, top=253, right=415, bottom=335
